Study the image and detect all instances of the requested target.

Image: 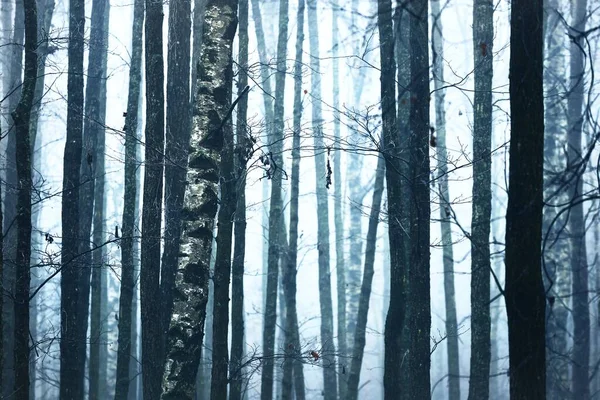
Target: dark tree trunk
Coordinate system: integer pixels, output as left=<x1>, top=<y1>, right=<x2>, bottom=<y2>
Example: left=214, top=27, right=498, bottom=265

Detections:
left=114, top=0, right=144, bottom=396
left=406, top=1, right=430, bottom=397
left=60, top=0, right=85, bottom=394
left=82, top=0, right=110, bottom=396
left=306, top=1, right=337, bottom=398
left=229, top=1, right=249, bottom=398
left=506, top=0, right=546, bottom=398
left=346, top=155, right=385, bottom=400
left=382, top=1, right=407, bottom=399
left=260, top=0, right=288, bottom=398
left=140, top=0, right=165, bottom=396
left=430, top=2, right=460, bottom=398
left=160, top=1, right=238, bottom=398
left=567, top=1, right=590, bottom=398
left=161, top=0, right=192, bottom=378
left=12, top=0, right=37, bottom=395
left=3, top=0, right=24, bottom=394
left=468, top=1, right=493, bottom=399
left=281, top=1, right=306, bottom=398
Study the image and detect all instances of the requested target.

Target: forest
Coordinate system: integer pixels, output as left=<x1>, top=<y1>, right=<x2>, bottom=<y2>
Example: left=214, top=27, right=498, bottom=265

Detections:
left=0, top=0, right=598, bottom=398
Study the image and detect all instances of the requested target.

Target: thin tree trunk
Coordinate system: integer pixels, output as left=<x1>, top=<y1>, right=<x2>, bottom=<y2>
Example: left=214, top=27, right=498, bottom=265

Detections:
left=82, top=0, right=110, bottom=396
left=0, top=168, right=3, bottom=398
left=12, top=0, right=37, bottom=395
left=229, top=1, right=249, bottom=397
left=567, top=1, right=590, bottom=398
left=161, top=0, right=192, bottom=378
left=114, top=0, right=144, bottom=396
left=331, top=3, right=347, bottom=396
left=468, top=1, right=493, bottom=399
left=406, top=1, right=430, bottom=397
left=3, top=0, right=24, bottom=394
left=506, top=1, right=546, bottom=398
left=160, top=2, right=238, bottom=398
left=281, top=1, right=306, bottom=397
left=260, top=0, right=288, bottom=398
left=430, top=2, right=460, bottom=399
left=306, top=1, right=337, bottom=398
left=346, top=154, right=385, bottom=400
left=60, top=0, right=85, bottom=394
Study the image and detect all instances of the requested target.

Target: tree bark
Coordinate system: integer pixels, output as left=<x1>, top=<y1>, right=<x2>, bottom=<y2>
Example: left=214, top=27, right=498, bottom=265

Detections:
left=346, top=154, right=385, bottom=400
left=468, top=1, right=493, bottom=399
left=114, top=0, right=144, bottom=396
left=506, top=1, right=546, bottom=398
left=406, top=1, right=431, bottom=397
left=306, top=1, right=337, bottom=398
left=281, top=1, right=306, bottom=397
left=229, top=1, right=249, bottom=398
left=430, top=2, right=460, bottom=399
left=82, top=0, right=110, bottom=396
left=260, top=0, right=288, bottom=398
left=60, top=0, right=85, bottom=394
left=140, top=0, right=165, bottom=396
left=160, top=1, right=238, bottom=398
left=161, top=0, right=192, bottom=379
left=12, top=0, right=37, bottom=395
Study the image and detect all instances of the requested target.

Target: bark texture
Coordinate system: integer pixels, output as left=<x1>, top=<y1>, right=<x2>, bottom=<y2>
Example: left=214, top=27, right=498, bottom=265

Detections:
left=160, top=2, right=238, bottom=398
left=468, top=1, right=493, bottom=399
left=60, top=0, right=85, bottom=394
left=12, top=0, right=37, bottom=395
left=506, top=1, right=546, bottom=398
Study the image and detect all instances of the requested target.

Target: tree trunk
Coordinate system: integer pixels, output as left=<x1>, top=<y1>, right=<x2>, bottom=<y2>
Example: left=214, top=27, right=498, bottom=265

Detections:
left=567, top=1, right=590, bottom=398
left=407, top=1, right=430, bottom=397
left=160, top=1, right=238, bottom=398
left=382, top=1, right=408, bottom=399
left=229, top=1, right=249, bottom=398
left=140, top=0, right=166, bottom=395
left=430, top=2, right=460, bottom=399
left=82, top=0, right=110, bottom=396
left=3, top=0, right=24, bottom=394
left=60, top=0, right=85, bottom=394
left=12, top=0, right=37, bottom=395
left=541, top=1, right=571, bottom=398
left=330, top=3, right=347, bottom=396
left=114, top=0, right=144, bottom=396
left=306, top=1, right=337, bottom=398
left=161, top=0, right=192, bottom=379
left=506, top=1, right=546, bottom=398
left=346, top=154, right=385, bottom=400
left=468, top=1, right=493, bottom=399
left=260, top=0, right=288, bottom=398
left=281, top=1, right=306, bottom=397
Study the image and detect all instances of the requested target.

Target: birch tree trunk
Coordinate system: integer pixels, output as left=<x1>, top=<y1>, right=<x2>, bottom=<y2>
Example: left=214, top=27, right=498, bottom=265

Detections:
left=60, top=0, right=85, bottom=394
left=468, top=1, right=493, bottom=398
left=306, top=1, right=337, bottom=398
left=161, top=1, right=238, bottom=398
left=114, top=0, right=144, bottom=396
left=505, top=0, right=546, bottom=397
